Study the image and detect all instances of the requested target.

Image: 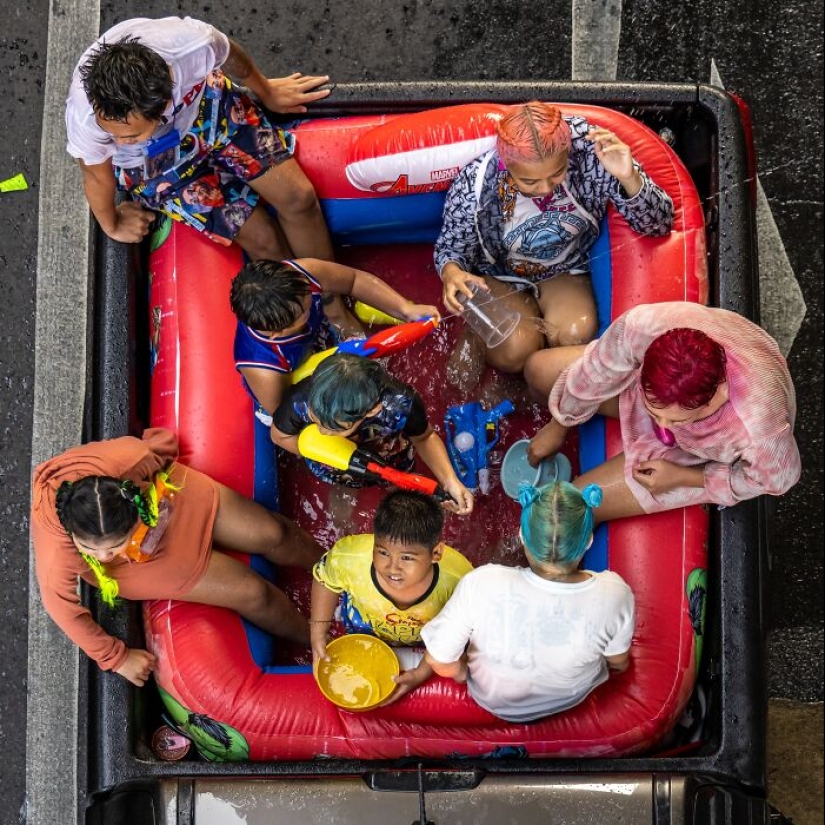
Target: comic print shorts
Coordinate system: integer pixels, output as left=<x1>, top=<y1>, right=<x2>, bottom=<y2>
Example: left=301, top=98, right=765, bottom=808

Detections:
left=114, top=70, right=294, bottom=245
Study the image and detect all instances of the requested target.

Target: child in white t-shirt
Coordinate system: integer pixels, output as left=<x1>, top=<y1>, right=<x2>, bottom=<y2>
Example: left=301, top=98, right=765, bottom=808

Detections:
left=66, top=17, right=337, bottom=268
left=421, top=481, right=634, bottom=723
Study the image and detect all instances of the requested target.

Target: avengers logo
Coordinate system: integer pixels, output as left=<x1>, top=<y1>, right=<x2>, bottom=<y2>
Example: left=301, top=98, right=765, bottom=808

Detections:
left=369, top=173, right=454, bottom=195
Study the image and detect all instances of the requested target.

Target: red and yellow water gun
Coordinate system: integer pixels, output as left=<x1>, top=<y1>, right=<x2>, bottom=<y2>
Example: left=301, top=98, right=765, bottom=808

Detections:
left=297, top=424, right=452, bottom=503
left=291, top=316, right=439, bottom=383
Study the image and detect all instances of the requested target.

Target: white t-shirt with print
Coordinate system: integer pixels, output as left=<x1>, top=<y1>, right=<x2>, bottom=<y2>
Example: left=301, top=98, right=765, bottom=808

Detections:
left=65, top=16, right=230, bottom=168
left=501, top=182, right=599, bottom=276
left=421, top=564, right=635, bottom=723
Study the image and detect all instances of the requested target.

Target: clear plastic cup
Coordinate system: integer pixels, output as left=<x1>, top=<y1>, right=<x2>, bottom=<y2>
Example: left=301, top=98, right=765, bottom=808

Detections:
left=457, top=283, right=519, bottom=348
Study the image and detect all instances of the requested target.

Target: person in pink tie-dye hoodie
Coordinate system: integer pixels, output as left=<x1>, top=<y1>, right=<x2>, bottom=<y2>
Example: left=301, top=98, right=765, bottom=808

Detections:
left=524, top=302, right=800, bottom=522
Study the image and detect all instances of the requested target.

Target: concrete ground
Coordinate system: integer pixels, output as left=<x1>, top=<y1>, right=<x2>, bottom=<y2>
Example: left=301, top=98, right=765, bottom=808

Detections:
left=768, top=701, right=824, bottom=825
left=0, top=1, right=821, bottom=823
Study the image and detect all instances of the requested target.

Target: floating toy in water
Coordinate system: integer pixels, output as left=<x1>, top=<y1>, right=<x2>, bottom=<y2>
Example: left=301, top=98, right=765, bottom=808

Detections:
left=445, top=400, right=515, bottom=494
left=291, top=316, right=439, bottom=383
left=314, top=634, right=399, bottom=711
left=298, top=424, right=453, bottom=503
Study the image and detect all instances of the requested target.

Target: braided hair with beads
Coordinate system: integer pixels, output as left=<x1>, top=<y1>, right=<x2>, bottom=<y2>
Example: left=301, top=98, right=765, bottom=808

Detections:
left=55, top=476, right=156, bottom=606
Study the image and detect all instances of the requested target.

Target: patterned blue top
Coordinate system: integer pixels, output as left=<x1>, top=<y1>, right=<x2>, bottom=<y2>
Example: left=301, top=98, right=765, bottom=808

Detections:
left=434, top=116, right=673, bottom=281
left=273, top=377, right=429, bottom=486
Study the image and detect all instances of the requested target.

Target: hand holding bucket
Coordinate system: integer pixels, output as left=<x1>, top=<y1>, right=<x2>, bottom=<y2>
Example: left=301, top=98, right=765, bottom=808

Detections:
left=500, top=439, right=572, bottom=500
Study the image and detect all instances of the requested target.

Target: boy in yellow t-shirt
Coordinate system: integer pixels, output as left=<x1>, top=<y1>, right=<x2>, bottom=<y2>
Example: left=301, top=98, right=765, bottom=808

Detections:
left=311, top=489, right=472, bottom=704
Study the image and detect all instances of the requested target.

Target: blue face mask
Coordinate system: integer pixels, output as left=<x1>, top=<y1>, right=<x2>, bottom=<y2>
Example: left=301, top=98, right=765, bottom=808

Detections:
left=144, top=128, right=181, bottom=158
left=142, top=130, right=204, bottom=180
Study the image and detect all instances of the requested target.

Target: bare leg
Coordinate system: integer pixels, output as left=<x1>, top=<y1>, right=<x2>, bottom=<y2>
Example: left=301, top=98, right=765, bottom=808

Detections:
left=481, top=276, right=546, bottom=373
left=523, top=343, right=588, bottom=401
left=234, top=204, right=292, bottom=260
left=322, top=294, right=365, bottom=341
left=247, top=160, right=363, bottom=332
left=179, top=551, right=310, bottom=645
left=536, top=273, right=599, bottom=347
left=179, top=483, right=326, bottom=645
left=249, top=157, right=334, bottom=261
left=211, top=482, right=324, bottom=571
left=573, top=453, right=645, bottom=524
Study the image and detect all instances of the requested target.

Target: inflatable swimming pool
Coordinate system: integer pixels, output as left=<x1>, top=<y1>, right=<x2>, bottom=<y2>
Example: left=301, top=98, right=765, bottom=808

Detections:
left=144, top=103, right=709, bottom=761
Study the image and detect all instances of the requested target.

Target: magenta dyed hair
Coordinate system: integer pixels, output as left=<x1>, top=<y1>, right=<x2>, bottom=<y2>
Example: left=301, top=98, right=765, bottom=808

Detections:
left=641, top=328, right=727, bottom=409
left=496, top=101, right=572, bottom=165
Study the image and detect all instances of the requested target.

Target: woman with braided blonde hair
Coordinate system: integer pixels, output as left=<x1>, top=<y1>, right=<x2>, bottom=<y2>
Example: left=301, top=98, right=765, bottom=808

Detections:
left=435, top=100, right=673, bottom=377
left=31, top=428, right=323, bottom=686
left=421, top=481, right=635, bottom=723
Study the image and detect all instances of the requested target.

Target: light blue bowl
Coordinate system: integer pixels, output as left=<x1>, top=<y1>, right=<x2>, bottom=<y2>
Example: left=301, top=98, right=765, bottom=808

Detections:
left=500, top=439, right=572, bottom=500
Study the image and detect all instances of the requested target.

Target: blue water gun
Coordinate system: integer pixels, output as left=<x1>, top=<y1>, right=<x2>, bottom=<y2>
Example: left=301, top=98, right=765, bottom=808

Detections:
left=445, top=400, right=515, bottom=494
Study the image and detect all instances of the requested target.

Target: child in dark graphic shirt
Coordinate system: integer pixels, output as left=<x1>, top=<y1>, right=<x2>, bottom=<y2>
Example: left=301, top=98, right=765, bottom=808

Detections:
left=271, top=353, right=473, bottom=514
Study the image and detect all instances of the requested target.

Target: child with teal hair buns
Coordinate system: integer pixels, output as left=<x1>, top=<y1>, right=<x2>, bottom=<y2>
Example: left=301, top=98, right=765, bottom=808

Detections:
left=421, top=481, right=635, bottom=723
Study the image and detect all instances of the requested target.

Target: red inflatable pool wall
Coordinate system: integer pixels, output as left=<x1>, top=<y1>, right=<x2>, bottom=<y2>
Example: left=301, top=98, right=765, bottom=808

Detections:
left=145, top=103, right=709, bottom=761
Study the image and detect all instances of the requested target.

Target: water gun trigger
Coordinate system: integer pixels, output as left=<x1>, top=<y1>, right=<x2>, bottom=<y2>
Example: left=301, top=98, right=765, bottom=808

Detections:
left=485, top=421, right=498, bottom=447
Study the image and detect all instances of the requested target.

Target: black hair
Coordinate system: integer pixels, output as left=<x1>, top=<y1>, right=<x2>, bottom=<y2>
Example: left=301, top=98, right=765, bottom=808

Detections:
left=229, top=260, right=311, bottom=331
left=307, top=354, right=386, bottom=430
left=56, top=476, right=144, bottom=540
left=373, top=490, right=444, bottom=551
left=79, top=36, right=172, bottom=122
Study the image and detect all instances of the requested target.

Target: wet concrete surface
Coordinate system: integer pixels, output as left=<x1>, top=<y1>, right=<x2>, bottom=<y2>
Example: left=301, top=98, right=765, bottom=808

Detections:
left=0, top=3, right=47, bottom=822
left=1, top=1, right=821, bottom=823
